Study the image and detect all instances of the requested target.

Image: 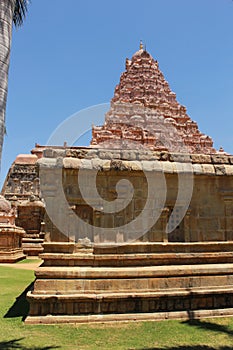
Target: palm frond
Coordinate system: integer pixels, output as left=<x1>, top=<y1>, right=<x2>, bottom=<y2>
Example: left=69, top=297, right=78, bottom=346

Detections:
left=13, top=0, right=30, bottom=27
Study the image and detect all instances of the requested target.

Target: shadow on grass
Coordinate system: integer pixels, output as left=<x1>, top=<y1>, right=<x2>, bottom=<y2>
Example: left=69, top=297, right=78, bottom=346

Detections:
left=182, top=318, right=233, bottom=337
left=4, top=282, right=34, bottom=321
left=139, top=347, right=233, bottom=350
left=0, top=338, right=60, bottom=350
left=137, top=315, right=233, bottom=350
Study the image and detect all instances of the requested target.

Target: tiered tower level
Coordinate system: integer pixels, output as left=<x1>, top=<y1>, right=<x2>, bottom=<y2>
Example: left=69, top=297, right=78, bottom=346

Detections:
left=91, top=45, right=216, bottom=154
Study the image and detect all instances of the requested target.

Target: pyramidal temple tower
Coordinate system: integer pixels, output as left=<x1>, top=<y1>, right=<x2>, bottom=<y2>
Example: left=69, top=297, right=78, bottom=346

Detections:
left=91, top=43, right=216, bottom=154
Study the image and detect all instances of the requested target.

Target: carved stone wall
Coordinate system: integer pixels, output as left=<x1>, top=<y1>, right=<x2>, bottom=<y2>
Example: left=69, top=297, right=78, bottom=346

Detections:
left=26, top=147, right=233, bottom=324
left=38, top=148, right=233, bottom=243
left=2, top=158, right=39, bottom=202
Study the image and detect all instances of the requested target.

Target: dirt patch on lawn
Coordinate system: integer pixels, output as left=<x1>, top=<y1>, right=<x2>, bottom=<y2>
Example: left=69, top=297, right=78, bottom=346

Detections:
left=0, top=259, right=42, bottom=270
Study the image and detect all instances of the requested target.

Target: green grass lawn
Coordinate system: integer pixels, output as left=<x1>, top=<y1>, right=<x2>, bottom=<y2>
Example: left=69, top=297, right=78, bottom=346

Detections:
left=1, top=264, right=233, bottom=350
left=16, top=258, right=41, bottom=264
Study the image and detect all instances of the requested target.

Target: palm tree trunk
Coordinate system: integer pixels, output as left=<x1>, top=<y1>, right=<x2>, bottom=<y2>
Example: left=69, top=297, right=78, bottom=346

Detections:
left=0, top=0, right=15, bottom=170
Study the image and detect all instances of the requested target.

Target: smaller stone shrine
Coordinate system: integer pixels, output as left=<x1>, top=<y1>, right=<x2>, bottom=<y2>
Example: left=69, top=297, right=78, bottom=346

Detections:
left=0, top=195, right=26, bottom=262
left=17, top=195, right=45, bottom=256
left=1, top=151, right=46, bottom=256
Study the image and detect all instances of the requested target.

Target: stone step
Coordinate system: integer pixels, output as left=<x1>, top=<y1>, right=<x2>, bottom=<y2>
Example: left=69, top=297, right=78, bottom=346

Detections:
left=43, top=242, right=233, bottom=255
left=23, top=234, right=41, bottom=239
left=24, top=307, right=233, bottom=325
left=26, top=287, right=233, bottom=318
left=22, top=239, right=44, bottom=256
left=23, top=248, right=44, bottom=256
left=40, top=252, right=233, bottom=267
left=33, top=275, right=233, bottom=294
left=0, top=249, right=26, bottom=263
left=28, top=286, right=233, bottom=299
left=22, top=238, right=44, bottom=243
left=93, top=242, right=233, bottom=254
left=36, top=263, right=233, bottom=279
left=33, top=264, right=233, bottom=294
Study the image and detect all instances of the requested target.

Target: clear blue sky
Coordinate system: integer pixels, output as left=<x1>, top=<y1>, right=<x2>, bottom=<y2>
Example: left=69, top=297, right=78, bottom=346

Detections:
left=1, top=0, right=233, bottom=185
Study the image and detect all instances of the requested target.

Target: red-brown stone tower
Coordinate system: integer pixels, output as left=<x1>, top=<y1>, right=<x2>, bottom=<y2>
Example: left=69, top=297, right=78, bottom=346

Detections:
left=91, top=44, right=216, bottom=154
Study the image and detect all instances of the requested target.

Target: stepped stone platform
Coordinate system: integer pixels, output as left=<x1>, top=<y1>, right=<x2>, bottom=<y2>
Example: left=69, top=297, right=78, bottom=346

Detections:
left=0, top=246, right=25, bottom=263
left=22, top=236, right=44, bottom=256
left=25, top=242, right=233, bottom=324
left=25, top=145, right=233, bottom=324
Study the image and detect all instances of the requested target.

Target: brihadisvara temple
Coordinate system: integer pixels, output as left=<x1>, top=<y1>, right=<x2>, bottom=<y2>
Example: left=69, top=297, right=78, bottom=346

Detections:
left=1, top=44, right=233, bottom=324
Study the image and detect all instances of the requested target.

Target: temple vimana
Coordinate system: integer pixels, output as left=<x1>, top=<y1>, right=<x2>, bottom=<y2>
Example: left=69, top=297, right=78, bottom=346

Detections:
left=1, top=44, right=233, bottom=324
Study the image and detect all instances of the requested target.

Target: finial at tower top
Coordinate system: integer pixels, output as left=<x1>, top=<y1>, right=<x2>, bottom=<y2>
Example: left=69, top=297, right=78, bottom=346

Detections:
left=140, top=40, right=144, bottom=50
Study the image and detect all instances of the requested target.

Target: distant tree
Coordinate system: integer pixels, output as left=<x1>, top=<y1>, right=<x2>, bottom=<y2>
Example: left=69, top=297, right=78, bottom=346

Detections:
left=0, top=0, right=29, bottom=168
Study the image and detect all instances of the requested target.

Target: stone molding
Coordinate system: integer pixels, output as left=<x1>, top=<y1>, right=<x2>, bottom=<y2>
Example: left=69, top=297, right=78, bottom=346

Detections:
left=38, top=148, right=233, bottom=176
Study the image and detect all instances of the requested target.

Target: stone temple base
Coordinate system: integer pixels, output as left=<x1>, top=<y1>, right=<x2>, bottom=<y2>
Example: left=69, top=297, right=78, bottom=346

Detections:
left=0, top=226, right=26, bottom=263
left=0, top=249, right=26, bottom=263
left=25, top=241, right=233, bottom=324
left=22, top=234, right=44, bottom=256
